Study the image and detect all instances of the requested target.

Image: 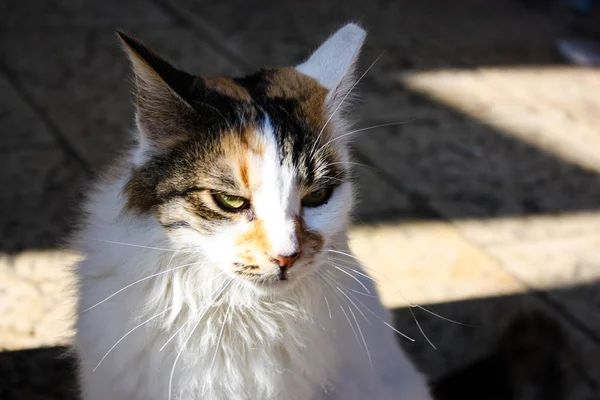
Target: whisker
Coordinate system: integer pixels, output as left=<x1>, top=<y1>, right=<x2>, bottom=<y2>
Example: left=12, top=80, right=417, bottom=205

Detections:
left=410, top=308, right=437, bottom=350
left=341, top=290, right=372, bottom=368
left=329, top=264, right=371, bottom=294
left=329, top=253, right=468, bottom=327
left=92, top=307, right=172, bottom=371
left=83, top=260, right=204, bottom=313
left=343, top=285, right=415, bottom=342
left=417, top=305, right=473, bottom=327
left=325, top=266, right=415, bottom=342
left=327, top=252, right=437, bottom=348
left=320, top=274, right=361, bottom=348
left=309, top=51, right=386, bottom=159
left=322, top=271, right=370, bottom=323
left=349, top=288, right=377, bottom=298
left=89, top=239, right=195, bottom=253
left=319, top=272, right=370, bottom=366
left=334, top=284, right=370, bottom=326
left=323, top=295, right=332, bottom=319
left=327, top=161, right=379, bottom=171
left=315, top=119, right=415, bottom=156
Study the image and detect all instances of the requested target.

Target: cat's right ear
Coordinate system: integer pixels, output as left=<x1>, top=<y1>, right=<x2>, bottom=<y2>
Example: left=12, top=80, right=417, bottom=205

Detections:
left=295, top=23, right=366, bottom=114
left=117, top=31, right=197, bottom=156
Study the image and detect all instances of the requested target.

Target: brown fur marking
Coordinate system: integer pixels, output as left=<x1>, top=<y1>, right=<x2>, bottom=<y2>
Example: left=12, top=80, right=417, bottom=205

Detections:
left=203, top=76, right=251, bottom=101
left=263, top=67, right=329, bottom=133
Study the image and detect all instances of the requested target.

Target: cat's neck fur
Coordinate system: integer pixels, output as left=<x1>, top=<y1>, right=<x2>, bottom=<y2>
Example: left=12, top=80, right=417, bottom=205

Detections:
left=76, top=158, right=350, bottom=400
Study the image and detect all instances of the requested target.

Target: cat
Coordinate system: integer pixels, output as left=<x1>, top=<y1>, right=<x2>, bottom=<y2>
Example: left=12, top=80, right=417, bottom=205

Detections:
left=73, top=23, right=433, bottom=400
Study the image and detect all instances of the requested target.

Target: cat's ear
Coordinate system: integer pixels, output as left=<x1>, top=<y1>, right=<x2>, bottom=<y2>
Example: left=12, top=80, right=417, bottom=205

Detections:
left=295, top=23, right=366, bottom=111
left=117, top=31, right=198, bottom=155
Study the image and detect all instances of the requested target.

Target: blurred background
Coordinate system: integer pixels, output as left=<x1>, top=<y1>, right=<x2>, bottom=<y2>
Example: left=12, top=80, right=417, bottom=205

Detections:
left=1, top=0, right=600, bottom=399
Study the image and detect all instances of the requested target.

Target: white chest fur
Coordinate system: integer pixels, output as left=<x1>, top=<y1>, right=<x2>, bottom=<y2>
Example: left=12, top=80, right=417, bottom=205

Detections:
left=75, top=213, right=342, bottom=400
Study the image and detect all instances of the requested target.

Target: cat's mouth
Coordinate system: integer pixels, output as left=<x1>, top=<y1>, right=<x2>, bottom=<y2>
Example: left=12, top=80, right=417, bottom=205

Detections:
left=232, top=261, right=312, bottom=290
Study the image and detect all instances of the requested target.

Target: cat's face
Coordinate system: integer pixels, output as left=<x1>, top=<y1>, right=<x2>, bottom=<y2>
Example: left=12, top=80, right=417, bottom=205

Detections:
left=118, top=25, right=365, bottom=293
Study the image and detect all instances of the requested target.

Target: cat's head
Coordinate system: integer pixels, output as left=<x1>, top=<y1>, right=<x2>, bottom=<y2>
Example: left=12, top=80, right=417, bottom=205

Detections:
left=119, top=24, right=366, bottom=294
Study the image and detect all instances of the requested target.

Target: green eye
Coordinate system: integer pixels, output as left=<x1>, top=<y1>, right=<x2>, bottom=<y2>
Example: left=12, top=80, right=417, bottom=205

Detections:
left=301, top=188, right=333, bottom=208
left=212, top=193, right=249, bottom=211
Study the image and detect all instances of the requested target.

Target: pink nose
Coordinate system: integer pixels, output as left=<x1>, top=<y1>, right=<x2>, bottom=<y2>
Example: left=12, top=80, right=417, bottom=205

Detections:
left=270, top=252, right=300, bottom=271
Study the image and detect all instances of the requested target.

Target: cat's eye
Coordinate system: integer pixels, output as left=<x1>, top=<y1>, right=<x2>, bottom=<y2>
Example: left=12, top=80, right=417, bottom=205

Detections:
left=212, top=192, right=249, bottom=212
left=301, top=188, right=333, bottom=208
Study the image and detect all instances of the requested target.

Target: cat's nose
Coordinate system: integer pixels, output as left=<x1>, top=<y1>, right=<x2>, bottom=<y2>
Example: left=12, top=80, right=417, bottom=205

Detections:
left=270, top=252, right=300, bottom=271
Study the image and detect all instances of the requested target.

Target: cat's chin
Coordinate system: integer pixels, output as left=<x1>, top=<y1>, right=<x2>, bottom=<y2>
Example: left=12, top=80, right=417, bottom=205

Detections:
left=235, top=269, right=315, bottom=296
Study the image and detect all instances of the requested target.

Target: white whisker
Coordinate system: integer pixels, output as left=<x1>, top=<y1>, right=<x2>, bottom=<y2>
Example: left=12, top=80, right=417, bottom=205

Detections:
left=89, top=238, right=195, bottom=253
left=323, top=295, right=332, bottom=319
left=321, top=275, right=360, bottom=346
left=348, top=288, right=377, bottom=298
left=315, top=119, right=415, bottom=156
left=330, top=264, right=371, bottom=294
left=344, top=287, right=415, bottom=342
left=410, top=308, right=436, bottom=350
left=417, top=305, right=473, bottom=327
left=320, top=272, right=371, bottom=366
left=93, top=307, right=172, bottom=372
left=342, top=291, right=372, bottom=368
left=327, top=161, right=379, bottom=171
left=329, top=253, right=468, bottom=327
left=83, top=260, right=203, bottom=313
left=323, top=270, right=369, bottom=323
left=327, top=251, right=437, bottom=348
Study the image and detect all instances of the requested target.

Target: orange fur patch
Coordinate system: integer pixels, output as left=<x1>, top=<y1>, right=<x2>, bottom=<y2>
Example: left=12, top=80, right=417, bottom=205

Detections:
left=220, top=127, right=265, bottom=192
left=236, top=218, right=271, bottom=259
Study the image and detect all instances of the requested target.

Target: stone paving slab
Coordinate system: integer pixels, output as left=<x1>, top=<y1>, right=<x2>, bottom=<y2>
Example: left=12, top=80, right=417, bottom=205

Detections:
left=0, top=148, right=85, bottom=253
left=0, top=27, right=240, bottom=169
left=0, top=75, right=56, bottom=151
left=354, top=119, right=600, bottom=220
left=348, top=222, right=525, bottom=308
left=0, top=250, right=78, bottom=351
left=393, top=295, right=600, bottom=399
left=392, top=66, right=600, bottom=346
left=401, top=68, right=600, bottom=175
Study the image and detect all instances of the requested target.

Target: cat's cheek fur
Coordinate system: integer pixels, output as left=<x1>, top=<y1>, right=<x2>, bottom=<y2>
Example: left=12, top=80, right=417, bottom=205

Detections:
left=303, top=182, right=353, bottom=238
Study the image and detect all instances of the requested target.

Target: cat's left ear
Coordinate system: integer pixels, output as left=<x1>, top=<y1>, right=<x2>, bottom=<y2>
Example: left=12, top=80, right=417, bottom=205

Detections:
left=117, top=31, right=199, bottom=156
left=296, top=23, right=366, bottom=112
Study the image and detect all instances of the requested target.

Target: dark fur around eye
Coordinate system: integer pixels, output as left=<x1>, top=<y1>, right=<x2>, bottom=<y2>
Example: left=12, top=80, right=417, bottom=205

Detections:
left=302, top=187, right=334, bottom=207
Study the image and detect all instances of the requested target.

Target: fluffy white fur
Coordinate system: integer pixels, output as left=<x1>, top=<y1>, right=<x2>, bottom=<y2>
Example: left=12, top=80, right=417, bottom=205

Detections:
left=74, top=23, right=433, bottom=400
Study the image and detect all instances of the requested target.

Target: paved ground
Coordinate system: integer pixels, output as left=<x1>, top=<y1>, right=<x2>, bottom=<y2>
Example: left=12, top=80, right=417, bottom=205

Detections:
left=1, top=0, right=600, bottom=399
